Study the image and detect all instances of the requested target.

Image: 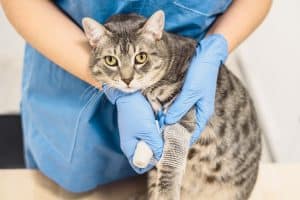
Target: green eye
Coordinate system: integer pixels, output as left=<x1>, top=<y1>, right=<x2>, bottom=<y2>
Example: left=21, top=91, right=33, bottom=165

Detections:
left=135, top=52, right=148, bottom=64
left=104, top=56, right=118, bottom=66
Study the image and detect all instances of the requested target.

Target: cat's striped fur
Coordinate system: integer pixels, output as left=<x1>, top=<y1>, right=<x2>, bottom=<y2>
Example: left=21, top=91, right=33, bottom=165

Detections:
left=85, top=12, right=261, bottom=200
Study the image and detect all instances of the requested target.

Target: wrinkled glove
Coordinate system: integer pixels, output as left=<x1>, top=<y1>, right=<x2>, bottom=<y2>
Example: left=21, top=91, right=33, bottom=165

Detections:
left=103, top=85, right=163, bottom=174
left=164, top=34, right=228, bottom=145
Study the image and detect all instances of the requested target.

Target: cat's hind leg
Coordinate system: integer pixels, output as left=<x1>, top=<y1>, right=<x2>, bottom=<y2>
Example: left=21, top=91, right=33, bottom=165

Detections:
left=152, top=123, right=191, bottom=200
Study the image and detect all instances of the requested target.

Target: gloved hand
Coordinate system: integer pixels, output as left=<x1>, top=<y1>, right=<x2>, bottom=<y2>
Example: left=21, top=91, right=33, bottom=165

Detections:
left=103, top=86, right=163, bottom=174
left=164, top=34, right=228, bottom=145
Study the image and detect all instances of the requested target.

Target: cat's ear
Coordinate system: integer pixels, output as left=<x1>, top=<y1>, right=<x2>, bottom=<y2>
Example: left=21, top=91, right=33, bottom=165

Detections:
left=140, top=10, right=165, bottom=40
left=82, top=17, right=110, bottom=47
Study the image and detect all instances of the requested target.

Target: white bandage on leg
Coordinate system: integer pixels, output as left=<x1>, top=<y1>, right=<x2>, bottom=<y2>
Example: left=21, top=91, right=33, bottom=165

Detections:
left=133, top=141, right=154, bottom=168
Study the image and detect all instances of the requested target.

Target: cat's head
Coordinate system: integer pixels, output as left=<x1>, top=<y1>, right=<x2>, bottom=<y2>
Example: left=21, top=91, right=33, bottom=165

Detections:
left=82, top=10, right=169, bottom=92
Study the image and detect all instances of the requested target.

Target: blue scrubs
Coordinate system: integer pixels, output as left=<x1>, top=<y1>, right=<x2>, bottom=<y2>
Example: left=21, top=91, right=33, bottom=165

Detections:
left=21, top=0, right=232, bottom=193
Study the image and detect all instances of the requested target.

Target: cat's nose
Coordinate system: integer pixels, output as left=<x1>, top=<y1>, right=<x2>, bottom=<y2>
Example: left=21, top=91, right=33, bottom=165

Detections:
left=122, top=78, right=133, bottom=86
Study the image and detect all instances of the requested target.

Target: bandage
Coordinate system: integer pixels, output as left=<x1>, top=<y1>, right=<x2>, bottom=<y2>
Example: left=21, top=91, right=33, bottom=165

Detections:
left=133, top=141, right=154, bottom=168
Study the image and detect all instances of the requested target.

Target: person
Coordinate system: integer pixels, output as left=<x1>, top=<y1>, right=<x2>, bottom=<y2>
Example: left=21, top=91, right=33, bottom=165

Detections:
left=1, top=0, right=272, bottom=193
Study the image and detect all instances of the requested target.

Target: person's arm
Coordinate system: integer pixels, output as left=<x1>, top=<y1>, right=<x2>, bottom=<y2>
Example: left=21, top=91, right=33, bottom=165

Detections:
left=207, top=0, right=272, bottom=52
left=0, top=0, right=99, bottom=88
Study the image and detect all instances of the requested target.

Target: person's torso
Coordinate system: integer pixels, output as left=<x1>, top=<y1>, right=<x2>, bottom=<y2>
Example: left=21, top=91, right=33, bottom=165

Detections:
left=54, top=0, right=232, bottom=40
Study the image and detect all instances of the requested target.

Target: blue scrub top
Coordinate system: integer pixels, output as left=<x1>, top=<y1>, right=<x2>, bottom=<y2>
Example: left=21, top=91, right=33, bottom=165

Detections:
left=21, top=0, right=232, bottom=193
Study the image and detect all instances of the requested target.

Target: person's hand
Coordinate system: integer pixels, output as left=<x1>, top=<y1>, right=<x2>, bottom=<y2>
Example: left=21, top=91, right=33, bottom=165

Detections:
left=103, top=86, right=163, bottom=174
left=164, top=34, right=228, bottom=145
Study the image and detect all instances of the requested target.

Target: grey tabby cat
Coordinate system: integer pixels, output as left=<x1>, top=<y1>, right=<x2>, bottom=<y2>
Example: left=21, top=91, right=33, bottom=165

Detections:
left=82, top=10, right=261, bottom=200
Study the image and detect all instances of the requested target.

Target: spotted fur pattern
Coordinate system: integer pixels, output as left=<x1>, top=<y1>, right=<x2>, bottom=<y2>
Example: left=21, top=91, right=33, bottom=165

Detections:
left=86, top=13, right=261, bottom=200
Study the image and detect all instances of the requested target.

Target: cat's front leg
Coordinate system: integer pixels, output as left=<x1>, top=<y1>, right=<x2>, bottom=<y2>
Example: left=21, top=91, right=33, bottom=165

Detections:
left=152, top=123, right=191, bottom=200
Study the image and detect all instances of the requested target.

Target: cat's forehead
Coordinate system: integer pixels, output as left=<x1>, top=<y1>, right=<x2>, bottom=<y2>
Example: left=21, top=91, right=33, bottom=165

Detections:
left=100, top=41, right=150, bottom=56
left=104, top=14, right=146, bottom=35
left=107, top=44, right=136, bottom=55
left=95, top=14, right=158, bottom=54
left=98, top=33, right=154, bottom=55
left=102, top=27, right=142, bottom=53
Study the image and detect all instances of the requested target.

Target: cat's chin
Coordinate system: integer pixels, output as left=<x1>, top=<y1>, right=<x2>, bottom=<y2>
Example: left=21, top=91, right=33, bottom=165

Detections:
left=117, top=87, right=140, bottom=93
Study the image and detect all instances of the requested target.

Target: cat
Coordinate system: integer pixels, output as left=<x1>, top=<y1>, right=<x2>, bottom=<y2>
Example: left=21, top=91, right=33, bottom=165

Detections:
left=82, top=10, right=261, bottom=200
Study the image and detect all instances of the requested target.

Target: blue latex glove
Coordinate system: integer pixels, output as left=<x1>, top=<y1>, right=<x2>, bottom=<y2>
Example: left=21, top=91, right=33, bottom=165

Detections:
left=164, top=34, right=228, bottom=145
left=103, top=86, right=163, bottom=174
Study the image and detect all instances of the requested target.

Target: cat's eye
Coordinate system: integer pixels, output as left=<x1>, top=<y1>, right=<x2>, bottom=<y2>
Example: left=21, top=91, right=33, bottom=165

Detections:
left=104, top=56, right=118, bottom=66
left=135, top=52, right=148, bottom=64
